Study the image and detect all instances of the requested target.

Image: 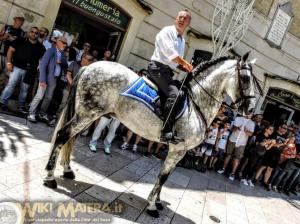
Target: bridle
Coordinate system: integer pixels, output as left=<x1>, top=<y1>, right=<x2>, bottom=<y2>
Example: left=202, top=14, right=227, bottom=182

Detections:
left=233, top=59, right=256, bottom=108
left=188, top=59, right=255, bottom=127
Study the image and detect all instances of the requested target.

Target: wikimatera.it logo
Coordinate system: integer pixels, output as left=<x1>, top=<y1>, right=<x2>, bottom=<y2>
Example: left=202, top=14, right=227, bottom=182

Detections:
left=0, top=201, right=124, bottom=223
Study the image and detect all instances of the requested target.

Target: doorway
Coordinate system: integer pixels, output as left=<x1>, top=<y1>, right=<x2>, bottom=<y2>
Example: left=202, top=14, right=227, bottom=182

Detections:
left=263, top=99, right=295, bottom=127
left=54, top=3, right=125, bottom=60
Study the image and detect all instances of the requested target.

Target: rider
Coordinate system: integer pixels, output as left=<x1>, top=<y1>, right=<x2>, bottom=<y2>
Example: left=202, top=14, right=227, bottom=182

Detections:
left=148, top=9, right=193, bottom=143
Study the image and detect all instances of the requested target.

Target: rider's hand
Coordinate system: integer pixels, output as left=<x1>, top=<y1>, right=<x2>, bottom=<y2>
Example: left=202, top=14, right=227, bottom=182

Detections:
left=183, top=61, right=193, bottom=72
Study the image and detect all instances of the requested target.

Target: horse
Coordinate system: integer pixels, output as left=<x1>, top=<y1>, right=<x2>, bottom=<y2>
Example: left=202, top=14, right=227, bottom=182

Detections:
left=43, top=52, right=260, bottom=218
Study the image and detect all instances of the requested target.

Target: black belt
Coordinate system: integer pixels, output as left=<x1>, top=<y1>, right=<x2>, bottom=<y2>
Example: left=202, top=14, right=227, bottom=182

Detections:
left=151, top=60, right=172, bottom=70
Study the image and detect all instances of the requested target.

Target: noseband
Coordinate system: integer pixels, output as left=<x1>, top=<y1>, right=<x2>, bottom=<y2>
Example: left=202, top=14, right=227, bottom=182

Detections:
left=233, top=60, right=255, bottom=108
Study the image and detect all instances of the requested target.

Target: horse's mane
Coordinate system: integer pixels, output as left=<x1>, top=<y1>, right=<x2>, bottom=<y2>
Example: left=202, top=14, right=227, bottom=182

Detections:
left=192, top=56, right=236, bottom=78
left=186, top=55, right=264, bottom=96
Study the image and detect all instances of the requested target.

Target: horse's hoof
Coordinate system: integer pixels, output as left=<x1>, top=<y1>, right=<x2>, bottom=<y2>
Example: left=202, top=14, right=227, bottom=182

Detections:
left=43, top=179, right=57, bottom=189
left=155, top=202, right=163, bottom=210
left=146, top=209, right=159, bottom=218
left=63, top=171, right=75, bottom=179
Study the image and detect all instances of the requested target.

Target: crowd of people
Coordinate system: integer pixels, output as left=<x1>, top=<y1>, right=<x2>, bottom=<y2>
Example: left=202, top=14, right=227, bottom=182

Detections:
left=0, top=14, right=299, bottom=197
left=179, top=104, right=300, bottom=196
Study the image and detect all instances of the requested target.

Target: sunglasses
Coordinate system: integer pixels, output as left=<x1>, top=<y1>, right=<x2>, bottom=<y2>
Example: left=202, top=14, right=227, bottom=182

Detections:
left=84, top=44, right=91, bottom=48
left=59, top=40, right=67, bottom=45
left=281, top=126, right=288, bottom=130
left=30, top=31, right=39, bottom=35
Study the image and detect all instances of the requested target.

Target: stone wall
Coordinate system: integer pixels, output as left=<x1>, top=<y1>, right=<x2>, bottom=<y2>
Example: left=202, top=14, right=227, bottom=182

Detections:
left=125, top=0, right=300, bottom=93
left=0, top=0, right=61, bottom=31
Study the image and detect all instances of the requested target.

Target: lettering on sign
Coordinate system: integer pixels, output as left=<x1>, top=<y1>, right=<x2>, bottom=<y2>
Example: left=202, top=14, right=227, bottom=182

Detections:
left=268, top=88, right=300, bottom=110
left=265, top=2, right=293, bottom=48
left=67, top=0, right=130, bottom=29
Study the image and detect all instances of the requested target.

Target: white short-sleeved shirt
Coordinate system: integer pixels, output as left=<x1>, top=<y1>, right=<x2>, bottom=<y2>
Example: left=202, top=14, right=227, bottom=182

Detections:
left=151, top=25, right=185, bottom=70
left=229, top=116, right=255, bottom=147
left=218, top=129, right=230, bottom=150
left=205, top=127, right=219, bottom=145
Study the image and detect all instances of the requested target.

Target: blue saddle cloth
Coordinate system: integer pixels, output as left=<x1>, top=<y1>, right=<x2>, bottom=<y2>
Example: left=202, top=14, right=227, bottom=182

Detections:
left=120, top=77, right=187, bottom=120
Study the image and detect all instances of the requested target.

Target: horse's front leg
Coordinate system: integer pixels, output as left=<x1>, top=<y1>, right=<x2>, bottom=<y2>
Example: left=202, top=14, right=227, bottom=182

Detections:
left=146, top=146, right=186, bottom=218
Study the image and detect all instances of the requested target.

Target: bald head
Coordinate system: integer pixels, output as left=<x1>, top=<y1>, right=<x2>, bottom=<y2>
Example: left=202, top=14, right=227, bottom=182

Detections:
left=175, top=9, right=191, bottom=35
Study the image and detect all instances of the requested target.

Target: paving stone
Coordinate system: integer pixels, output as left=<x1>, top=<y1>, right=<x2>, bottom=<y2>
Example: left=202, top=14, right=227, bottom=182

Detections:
left=2, top=178, right=71, bottom=202
left=136, top=211, right=171, bottom=224
left=113, top=198, right=142, bottom=221
left=109, top=168, right=142, bottom=188
left=85, top=178, right=127, bottom=204
left=118, top=191, right=148, bottom=211
left=168, top=170, right=191, bottom=188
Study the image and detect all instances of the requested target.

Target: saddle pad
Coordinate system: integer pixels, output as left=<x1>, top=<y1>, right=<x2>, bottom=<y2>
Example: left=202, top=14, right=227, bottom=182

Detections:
left=120, top=77, right=187, bottom=120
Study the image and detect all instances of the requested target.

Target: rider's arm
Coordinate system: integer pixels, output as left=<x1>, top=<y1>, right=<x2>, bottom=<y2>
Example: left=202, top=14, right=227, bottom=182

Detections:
left=156, top=29, right=193, bottom=72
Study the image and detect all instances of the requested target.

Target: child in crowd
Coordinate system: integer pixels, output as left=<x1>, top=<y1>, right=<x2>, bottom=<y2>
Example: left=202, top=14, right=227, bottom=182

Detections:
left=201, top=119, right=220, bottom=171
left=211, top=121, right=231, bottom=170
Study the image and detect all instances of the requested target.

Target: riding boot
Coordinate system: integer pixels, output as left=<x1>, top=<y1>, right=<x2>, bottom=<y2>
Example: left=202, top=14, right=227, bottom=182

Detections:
left=161, top=98, right=184, bottom=144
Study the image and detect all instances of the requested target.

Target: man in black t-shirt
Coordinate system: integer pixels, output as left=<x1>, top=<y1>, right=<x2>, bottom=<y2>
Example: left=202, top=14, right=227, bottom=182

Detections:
left=0, top=27, right=45, bottom=112
left=0, top=16, right=25, bottom=72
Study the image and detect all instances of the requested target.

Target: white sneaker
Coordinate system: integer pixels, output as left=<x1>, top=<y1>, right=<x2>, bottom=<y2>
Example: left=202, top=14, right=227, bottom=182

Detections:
left=104, top=146, right=111, bottom=155
left=27, top=114, right=37, bottom=122
left=132, top=144, right=137, bottom=153
left=120, top=142, right=129, bottom=150
left=217, top=168, right=225, bottom=174
left=241, top=179, right=248, bottom=186
left=229, top=173, right=235, bottom=181
left=248, top=180, right=255, bottom=187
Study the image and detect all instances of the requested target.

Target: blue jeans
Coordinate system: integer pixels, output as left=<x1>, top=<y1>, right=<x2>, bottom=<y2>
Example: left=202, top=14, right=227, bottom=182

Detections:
left=0, top=66, right=29, bottom=107
left=89, top=117, right=120, bottom=148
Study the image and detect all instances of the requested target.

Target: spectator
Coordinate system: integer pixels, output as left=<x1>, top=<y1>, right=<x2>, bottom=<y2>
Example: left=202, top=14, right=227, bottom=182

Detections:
left=0, top=26, right=45, bottom=112
left=38, top=27, right=51, bottom=50
left=200, top=119, right=220, bottom=171
left=241, top=125, right=275, bottom=186
left=102, top=49, right=112, bottom=61
left=91, top=49, right=99, bottom=62
left=144, top=141, right=164, bottom=158
left=56, top=52, right=94, bottom=117
left=0, top=16, right=25, bottom=73
left=255, top=123, right=288, bottom=190
left=120, top=130, right=142, bottom=153
left=218, top=112, right=255, bottom=181
left=212, top=121, right=231, bottom=169
left=27, top=36, right=68, bottom=123
left=75, top=42, right=91, bottom=62
left=269, top=136, right=297, bottom=193
left=89, top=116, right=120, bottom=155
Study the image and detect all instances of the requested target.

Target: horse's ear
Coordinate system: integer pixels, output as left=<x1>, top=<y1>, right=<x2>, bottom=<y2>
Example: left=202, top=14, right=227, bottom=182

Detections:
left=242, top=51, right=251, bottom=62
left=250, top=58, right=257, bottom=65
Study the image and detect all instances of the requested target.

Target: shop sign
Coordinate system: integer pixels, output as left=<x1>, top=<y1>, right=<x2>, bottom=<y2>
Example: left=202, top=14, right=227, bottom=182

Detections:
left=268, top=88, right=300, bottom=110
left=265, top=2, right=293, bottom=48
left=67, top=0, right=130, bottom=29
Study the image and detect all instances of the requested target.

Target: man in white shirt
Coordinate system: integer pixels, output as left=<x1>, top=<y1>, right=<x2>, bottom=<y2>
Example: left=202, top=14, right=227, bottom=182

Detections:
left=148, top=9, right=193, bottom=144
left=218, top=112, right=255, bottom=181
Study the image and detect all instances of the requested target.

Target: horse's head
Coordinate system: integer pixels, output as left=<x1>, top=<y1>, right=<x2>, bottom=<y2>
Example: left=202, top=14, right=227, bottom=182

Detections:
left=225, top=52, right=257, bottom=116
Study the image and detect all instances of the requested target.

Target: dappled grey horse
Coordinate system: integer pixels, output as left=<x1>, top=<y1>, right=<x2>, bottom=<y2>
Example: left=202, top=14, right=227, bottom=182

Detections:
left=43, top=52, right=260, bottom=217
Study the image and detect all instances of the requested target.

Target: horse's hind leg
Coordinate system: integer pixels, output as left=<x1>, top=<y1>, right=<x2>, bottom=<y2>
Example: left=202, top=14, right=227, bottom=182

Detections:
left=146, top=146, right=186, bottom=218
left=44, top=113, right=99, bottom=188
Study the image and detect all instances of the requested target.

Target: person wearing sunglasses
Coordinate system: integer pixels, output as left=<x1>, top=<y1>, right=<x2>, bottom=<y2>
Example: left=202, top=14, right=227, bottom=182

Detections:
left=0, top=26, right=45, bottom=113
left=75, top=42, right=91, bottom=62
left=27, top=36, right=68, bottom=123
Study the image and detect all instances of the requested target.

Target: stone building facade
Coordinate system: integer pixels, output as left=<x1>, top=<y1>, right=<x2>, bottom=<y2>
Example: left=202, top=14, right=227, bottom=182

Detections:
left=0, top=0, right=299, bottom=125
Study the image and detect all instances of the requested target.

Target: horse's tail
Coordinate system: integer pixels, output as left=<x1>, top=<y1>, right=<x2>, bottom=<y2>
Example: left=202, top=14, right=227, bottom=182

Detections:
left=50, top=67, right=86, bottom=147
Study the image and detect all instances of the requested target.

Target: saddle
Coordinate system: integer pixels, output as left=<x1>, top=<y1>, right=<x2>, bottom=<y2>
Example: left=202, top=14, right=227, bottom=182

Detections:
left=120, top=77, right=188, bottom=120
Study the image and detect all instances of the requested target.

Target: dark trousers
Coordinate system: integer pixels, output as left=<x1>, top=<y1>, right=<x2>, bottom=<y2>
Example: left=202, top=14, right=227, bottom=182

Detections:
left=243, top=153, right=263, bottom=180
left=148, top=61, right=179, bottom=133
left=148, top=61, right=178, bottom=99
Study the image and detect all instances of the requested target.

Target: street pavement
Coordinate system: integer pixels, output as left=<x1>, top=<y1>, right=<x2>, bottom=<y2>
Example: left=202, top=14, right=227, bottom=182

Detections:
left=0, top=113, right=299, bottom=224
